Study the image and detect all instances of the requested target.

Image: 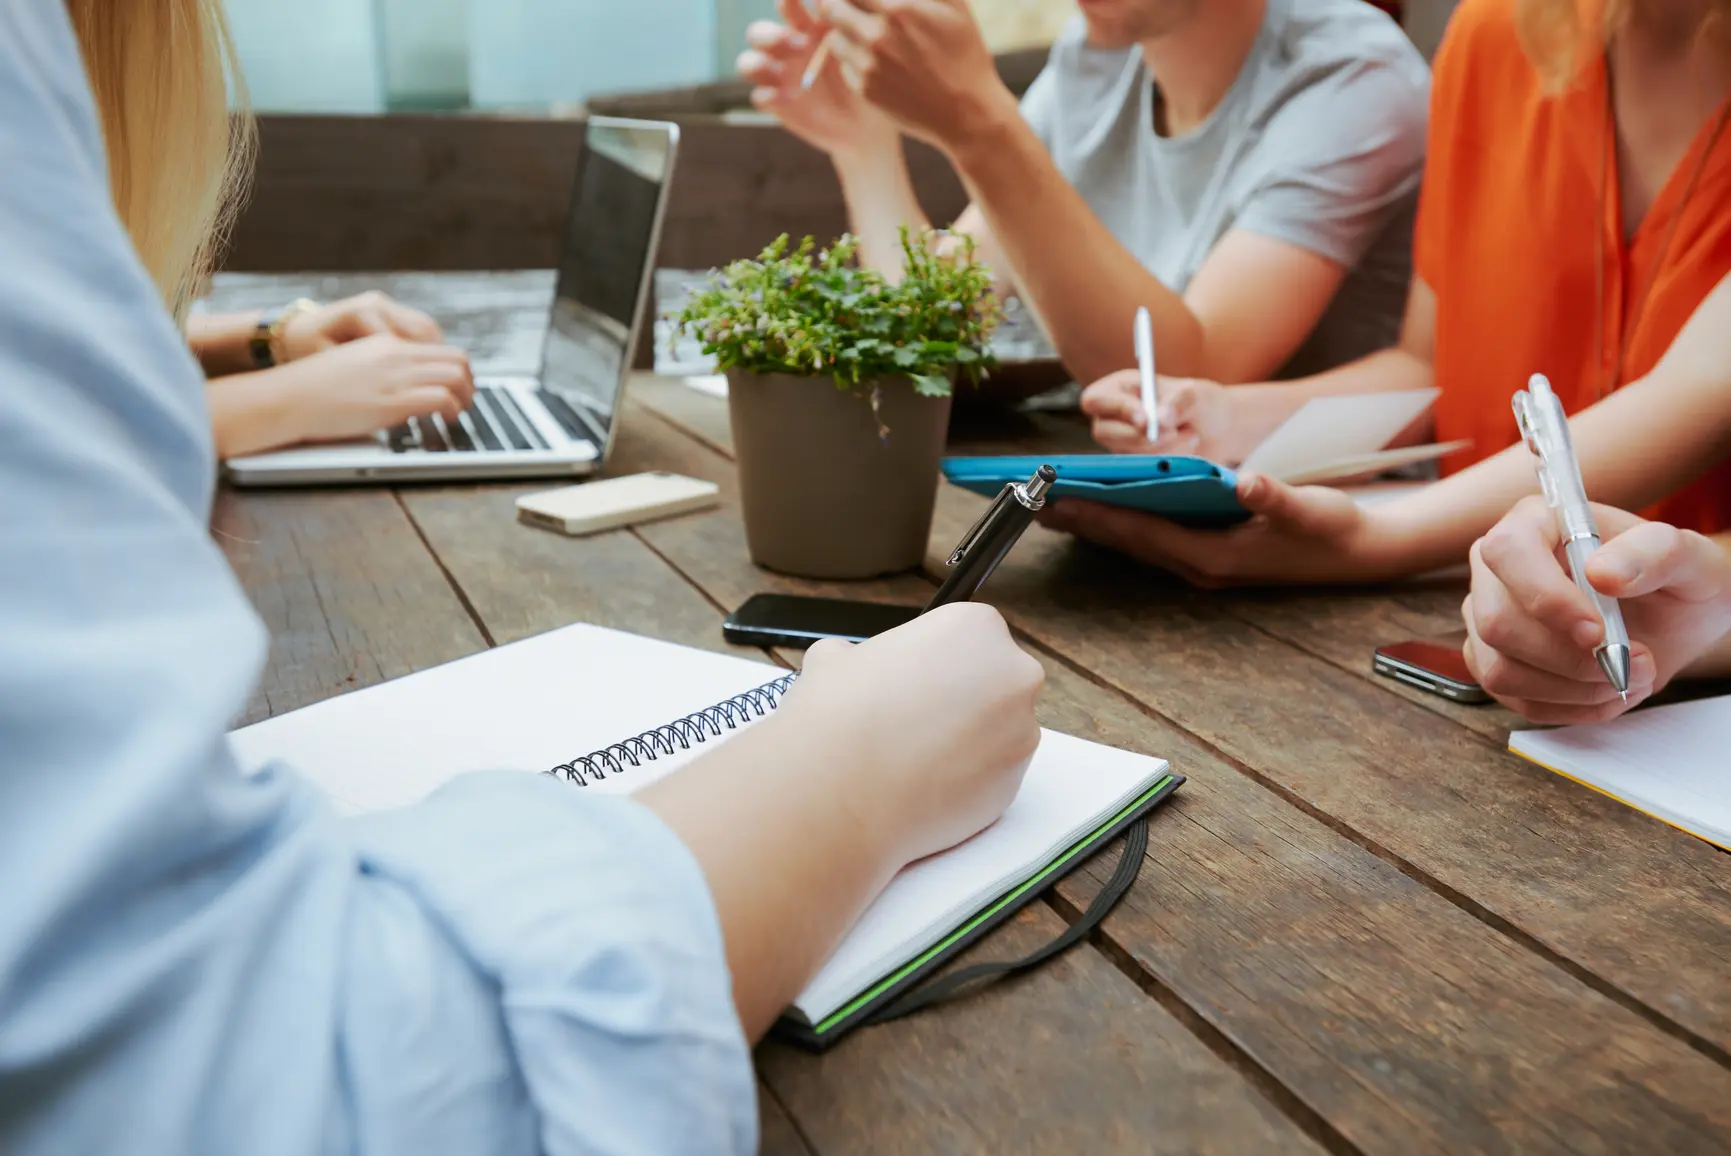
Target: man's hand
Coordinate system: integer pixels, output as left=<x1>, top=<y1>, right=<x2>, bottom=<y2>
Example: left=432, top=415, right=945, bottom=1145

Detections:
left=278, top=291, right=444, bottom=362
left=1038, top=472, right=1401, bottom=587
left=1463, top=496, right=1731, bottom=723
left=817, top=0, right=1018, bottom=151
left=739, top=0, right=897, bottom=158
left=1083, top=370, right=1262, bottom=462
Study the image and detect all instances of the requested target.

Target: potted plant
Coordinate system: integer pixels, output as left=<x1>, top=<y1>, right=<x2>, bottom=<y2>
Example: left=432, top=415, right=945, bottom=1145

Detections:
left=676, top=230, right=1000, bottom=579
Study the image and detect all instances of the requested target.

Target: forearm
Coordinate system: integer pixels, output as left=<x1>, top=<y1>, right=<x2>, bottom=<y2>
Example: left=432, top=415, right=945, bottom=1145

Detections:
left=831, top=134, right=934, bottom=278
left=186, top=310, right=262, bottom=377
left=637, top=714, right=902, bottom=1039
left=1370, top=369, right=1731, bottom=579
left=947, top=103, right=1199, bottom=383
left=206, top=367, right=305, bottom=459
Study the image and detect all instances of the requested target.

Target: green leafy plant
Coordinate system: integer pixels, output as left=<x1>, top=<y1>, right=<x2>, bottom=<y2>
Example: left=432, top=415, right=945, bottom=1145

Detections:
left=674, top=228, right=1002, bottom=399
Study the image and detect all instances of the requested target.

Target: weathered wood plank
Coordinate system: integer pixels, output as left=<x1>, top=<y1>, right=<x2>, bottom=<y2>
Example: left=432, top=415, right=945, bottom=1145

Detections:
left=759, top=1083, right=817, bottom=1156
left=912, top=485, right=1731, bottom=1060
left=619, top=394, right=1731, bottom=1154
left=758, top=905, right=1324, bottom=1156
left=212, top=488, right=485, bottom=723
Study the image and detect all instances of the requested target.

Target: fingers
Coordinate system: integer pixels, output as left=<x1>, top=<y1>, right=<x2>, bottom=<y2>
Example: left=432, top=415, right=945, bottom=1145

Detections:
left=377, top=297, right=443, bottom=343
left=1082, top=371, right=1148, bottom=452
left=777, top=0, right=824, bottom=35
left=746, top=18, right=810, bottom=53
left=1464, top=543, right=1603, bottom=682
left=821, top=22, right=875, bottom=93
left=1588, top=520, right=1728, bottom=603
left=1472, top=643, right=1657, bottom=725
left=402, top=344, right=475, bottom=410
left=1464, top=610, right=1649, bottom=707
left=392, top=385, right=468, bottom=427
left=1474, top=496, right=1599, bottom=647
left=1156, top=380, right=1197, bottom=432
left=818, top=0, right=883, bottom=49
left=739, top=50, right=785, bottom=88
left=320, top=291, right=442, bottom=345
left=1234, top=472, right=1354, bottom=538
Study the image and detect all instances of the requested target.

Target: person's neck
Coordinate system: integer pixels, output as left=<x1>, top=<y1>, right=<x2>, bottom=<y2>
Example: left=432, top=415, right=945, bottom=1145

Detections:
left=1611, top=0, right=1731, bottom=92
left=1140, top=0, right=1268, bottom=136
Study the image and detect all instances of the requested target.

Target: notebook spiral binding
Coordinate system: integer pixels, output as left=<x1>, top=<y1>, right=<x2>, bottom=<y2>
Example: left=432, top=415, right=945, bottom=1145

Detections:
left=548, top=673, right=799, bottom=786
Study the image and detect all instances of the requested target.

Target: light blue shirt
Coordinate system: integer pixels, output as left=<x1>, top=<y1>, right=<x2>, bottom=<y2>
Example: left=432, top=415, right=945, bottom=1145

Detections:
left=0, top=4, right=755, bottom=1153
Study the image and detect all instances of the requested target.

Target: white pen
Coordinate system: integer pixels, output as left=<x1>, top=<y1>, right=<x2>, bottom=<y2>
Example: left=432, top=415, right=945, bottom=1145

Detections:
left=1134, top=306, right=1158, bottom=443
left=800, top=35, right=833, bottom=90
left=1512, top=373, right=1632, bottom=701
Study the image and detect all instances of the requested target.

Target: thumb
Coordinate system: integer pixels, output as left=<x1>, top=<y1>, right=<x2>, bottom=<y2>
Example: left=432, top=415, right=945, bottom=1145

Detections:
left=1237, top=471, right=1355, bottom=536
left=1161, top=381, right=1197, bottom=428
left=1588, top=522, right=1725, bottom=602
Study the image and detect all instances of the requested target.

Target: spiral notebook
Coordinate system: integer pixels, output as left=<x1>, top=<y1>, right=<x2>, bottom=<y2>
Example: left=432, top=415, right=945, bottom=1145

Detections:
left=227, top=623, right=1181, bottom=1047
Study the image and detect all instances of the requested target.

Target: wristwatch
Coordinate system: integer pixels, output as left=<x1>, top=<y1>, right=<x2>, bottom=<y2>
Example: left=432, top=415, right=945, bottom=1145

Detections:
left=249, top=298, right=319, bottom=369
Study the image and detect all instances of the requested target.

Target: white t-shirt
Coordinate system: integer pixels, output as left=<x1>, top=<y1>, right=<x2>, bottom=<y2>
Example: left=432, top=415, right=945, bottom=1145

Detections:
left=1021, top=0, right=1430, bottom=377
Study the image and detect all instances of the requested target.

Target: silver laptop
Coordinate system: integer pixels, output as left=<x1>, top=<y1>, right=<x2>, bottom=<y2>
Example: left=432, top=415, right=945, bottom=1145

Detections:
left=226, top=117, right=680, bottom=486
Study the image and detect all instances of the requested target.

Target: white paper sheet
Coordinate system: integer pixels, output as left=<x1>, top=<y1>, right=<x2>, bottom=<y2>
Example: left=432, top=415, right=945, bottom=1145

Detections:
left=1510, top=695, right=1731, bottom=849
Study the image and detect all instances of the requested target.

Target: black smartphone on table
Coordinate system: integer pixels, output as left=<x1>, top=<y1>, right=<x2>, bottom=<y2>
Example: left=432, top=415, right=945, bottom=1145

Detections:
left=722, top=594, right=921, bottom=649
left=1372, top=630, right=1491, bottom=704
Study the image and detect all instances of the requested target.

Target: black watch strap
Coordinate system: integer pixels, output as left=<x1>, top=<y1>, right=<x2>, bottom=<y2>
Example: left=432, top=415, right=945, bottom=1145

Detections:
left=249, top=308, right=282, bottom=369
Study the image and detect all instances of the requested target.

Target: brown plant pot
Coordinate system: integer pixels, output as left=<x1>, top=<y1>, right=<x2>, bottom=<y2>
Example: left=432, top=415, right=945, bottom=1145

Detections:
left=727, top=370, right=953, bottom=580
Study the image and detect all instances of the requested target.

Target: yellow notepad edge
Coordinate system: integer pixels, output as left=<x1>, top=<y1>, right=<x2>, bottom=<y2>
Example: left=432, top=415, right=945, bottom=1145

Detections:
left=1508, top=744, right=1731, bottom=852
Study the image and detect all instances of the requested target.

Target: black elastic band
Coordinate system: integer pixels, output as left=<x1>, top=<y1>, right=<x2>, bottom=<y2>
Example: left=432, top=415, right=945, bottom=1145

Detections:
left=862, top=817, right=1150, bottom=1025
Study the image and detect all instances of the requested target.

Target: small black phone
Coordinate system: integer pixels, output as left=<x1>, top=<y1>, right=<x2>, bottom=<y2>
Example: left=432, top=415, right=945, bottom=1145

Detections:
left=1372, top=630, right=1492, bottom=704
left=722, top=594, right=921, bottom=649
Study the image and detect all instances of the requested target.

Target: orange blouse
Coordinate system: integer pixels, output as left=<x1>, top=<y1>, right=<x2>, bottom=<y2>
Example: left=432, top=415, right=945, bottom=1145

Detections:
left=1415, top=0, right=1731, bottom=532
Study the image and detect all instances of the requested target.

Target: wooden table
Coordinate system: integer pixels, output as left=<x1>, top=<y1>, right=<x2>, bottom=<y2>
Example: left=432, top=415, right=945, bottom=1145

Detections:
left=209, top=274, right=1731, bottom=1155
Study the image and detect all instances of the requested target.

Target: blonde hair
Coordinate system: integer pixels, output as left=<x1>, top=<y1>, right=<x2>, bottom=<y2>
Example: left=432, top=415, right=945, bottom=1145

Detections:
left=64, top=0, right=255, bottom=322
left=1516, top=0, right=1730, bottom=89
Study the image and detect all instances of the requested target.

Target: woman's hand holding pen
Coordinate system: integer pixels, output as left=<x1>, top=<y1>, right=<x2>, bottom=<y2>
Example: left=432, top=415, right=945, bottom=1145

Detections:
left=1463, top=496, right=1731, bottom=723
left=1083, top=371, right=1253, bottom=462
left=775, top=603, right=1045, bottom=865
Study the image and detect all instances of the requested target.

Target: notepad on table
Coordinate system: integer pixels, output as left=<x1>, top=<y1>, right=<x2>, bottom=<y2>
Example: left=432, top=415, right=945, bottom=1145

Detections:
left=228, top=623, right=1181, bottom=1047
left=1509, top=695, right=1731, bottom=850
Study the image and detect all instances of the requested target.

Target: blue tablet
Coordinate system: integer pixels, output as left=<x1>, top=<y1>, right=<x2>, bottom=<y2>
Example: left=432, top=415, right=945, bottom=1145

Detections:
left=942, top=454, right=1248, bottom=528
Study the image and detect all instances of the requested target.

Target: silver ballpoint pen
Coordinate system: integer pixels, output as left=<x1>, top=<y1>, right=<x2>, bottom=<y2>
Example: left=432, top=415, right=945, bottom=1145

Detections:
left=1512, top=374, right=1632, bottom=701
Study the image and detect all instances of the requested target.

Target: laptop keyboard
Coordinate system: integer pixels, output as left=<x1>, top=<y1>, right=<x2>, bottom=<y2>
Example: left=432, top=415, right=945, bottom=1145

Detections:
left=387, top=385, right=552, bottom=454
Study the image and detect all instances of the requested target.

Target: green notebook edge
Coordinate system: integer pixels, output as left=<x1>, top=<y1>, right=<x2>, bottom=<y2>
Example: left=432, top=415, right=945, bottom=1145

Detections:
left=771, top=771, right=1184, bottom=1052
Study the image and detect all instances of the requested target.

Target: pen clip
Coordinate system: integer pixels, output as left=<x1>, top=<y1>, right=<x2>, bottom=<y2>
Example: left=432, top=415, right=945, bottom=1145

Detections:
left=1512, top=385, right=1563, bottom=509
left=946, top=467, right=1056, bottom=566
left=948, top=484, right=1016, bottom=566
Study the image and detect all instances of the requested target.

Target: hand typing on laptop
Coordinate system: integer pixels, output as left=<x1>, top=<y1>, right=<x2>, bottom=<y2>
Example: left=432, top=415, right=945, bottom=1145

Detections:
left=210, top=333, right=475, bottom=458
left=191, top=293, right=474, bottom=459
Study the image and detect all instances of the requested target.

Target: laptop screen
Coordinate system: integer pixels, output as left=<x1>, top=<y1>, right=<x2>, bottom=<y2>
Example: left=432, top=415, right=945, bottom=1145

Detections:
left=539, top=120, right=675, bottom=446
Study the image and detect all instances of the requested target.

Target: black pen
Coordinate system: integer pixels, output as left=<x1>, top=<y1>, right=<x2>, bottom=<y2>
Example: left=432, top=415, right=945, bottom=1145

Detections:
left=925, top=465, right=1057, bottom=611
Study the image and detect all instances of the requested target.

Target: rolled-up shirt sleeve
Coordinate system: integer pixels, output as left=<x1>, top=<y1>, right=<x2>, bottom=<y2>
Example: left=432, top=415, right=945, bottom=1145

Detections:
left=0, top=4, right=753, bottom=1154
left=345, top=775, right=755, bottom=1155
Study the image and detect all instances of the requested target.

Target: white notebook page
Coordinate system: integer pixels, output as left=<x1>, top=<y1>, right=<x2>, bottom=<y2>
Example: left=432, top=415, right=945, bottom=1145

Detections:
left=1509, top=695, right=1731, bottom=850
left=228, top=623, right=1171, bottom=1024
left=1242, top=388, right=1444, bottom=484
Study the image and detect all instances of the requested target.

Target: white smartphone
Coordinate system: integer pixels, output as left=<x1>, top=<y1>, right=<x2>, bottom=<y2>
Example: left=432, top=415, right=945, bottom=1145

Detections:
left=516, top=472, right=721, bottom=537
